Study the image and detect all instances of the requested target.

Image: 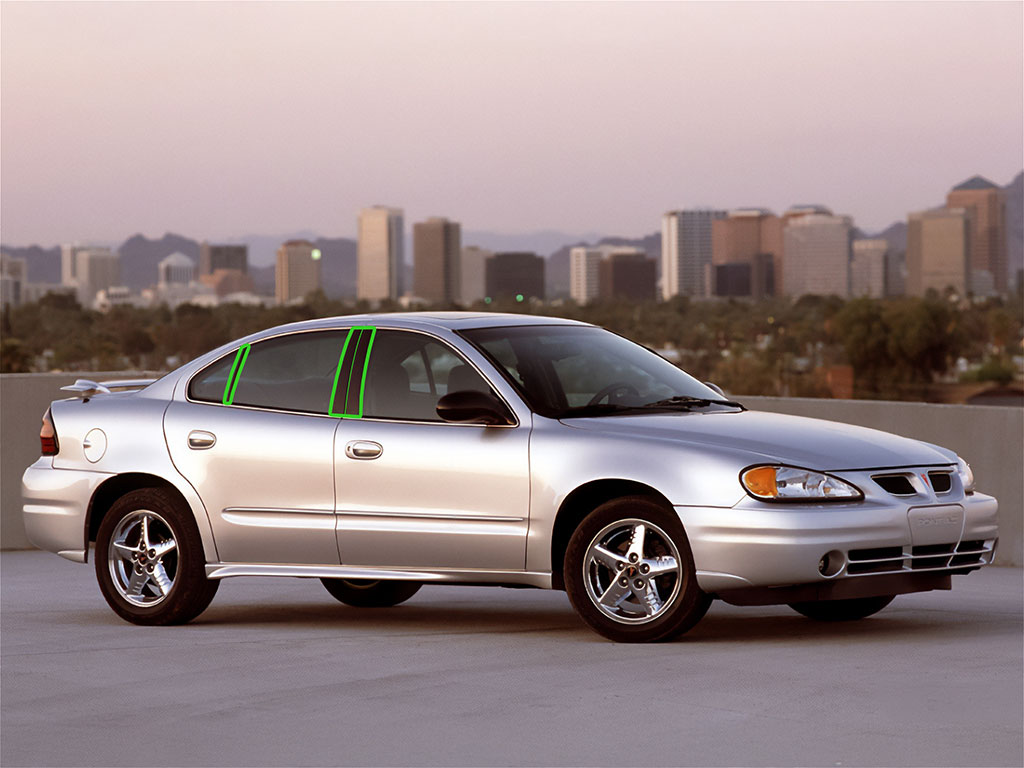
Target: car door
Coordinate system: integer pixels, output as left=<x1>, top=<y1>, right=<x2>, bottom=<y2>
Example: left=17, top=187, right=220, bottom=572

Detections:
left=164, top=330, right=348, bottom=565
left=332, top=328, right=531, bottom=571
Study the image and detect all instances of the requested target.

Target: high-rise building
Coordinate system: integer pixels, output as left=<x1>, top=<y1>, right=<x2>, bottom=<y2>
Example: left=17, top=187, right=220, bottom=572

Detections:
left=60, top=245, right=81, bottom=286
left=885, top=251, right=907, bottom=297
left=599, top=250, right=656, bottom=302
left=571, top=245, right=653, bottom=304
left=850, top=239, right=888, bottom=298
left=158, top=252, right=196, bottom=287
left=946, top=176, right=1007, bottom=295
left=199, top=243, right=248, bottom=276
left=485, top=252, right=544, bottom=302
left=276, top=240, right=322, bottom=305
left=710, top=209, right=783, bottom=299
left=459, top=246, right=491, bottom=305
left=781, top=211, right=853, bottom=297
left=1, top=254, right=27, bottom=308
left=61, top=247, right=120, bottom=307
left=661, top=209, right=726, bottom=300
left=413, top=217, right=461, bottom=303
left=569, top=247, right=604, bottom=305
left=906, top=208, right=970, bottom=297
left=357, top=206, right=403, bottom=301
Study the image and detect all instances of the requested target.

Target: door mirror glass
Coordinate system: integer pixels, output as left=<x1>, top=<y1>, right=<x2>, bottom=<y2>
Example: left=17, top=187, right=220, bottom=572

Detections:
left=436, top=390, right=511, bottom=425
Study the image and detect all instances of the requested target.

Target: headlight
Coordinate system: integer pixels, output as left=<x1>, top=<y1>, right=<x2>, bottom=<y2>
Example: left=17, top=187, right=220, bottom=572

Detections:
left=741, top=465, right=863, bottom=502
left=956, top=457, right=975, bottom=494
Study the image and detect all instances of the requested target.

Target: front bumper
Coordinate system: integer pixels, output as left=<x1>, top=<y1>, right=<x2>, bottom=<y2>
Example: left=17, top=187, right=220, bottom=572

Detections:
left=677, top=482, right=998, bottom=597
left=22, top=459, right=112, bottom=562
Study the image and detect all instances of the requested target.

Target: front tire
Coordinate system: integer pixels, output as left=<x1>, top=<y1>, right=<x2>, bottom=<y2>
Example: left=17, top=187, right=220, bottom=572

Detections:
left=564, top=496, right=711, bottom=643
left=788, top=595, right=895, bottom=622
left=95, top=488, right=218, bottom=625
left=320, top=578, right=421, bottom=607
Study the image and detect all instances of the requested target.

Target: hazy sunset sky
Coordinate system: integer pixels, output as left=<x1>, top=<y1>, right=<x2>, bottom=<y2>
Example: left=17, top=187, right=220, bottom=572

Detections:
left=2, top=1, right=1021, bottom=246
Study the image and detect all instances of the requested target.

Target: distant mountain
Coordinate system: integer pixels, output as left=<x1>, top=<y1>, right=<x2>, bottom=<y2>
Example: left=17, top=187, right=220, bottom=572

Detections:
left=546, top=233, right=661, bottom=298
left=242, top=236, right=359, bottom=298
left=0, top=244, right=60, bottom=282
left=463, top=230, right=605, bottom=259
left=118, top=233, right=201, bottom=290
left=220, top=231, right=321, bottom=268
left=864, top=221, right=908, bottom=256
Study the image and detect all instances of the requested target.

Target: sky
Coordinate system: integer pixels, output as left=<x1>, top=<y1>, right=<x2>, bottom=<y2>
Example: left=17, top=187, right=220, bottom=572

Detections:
left=1, top=1, right=1021, bottom=246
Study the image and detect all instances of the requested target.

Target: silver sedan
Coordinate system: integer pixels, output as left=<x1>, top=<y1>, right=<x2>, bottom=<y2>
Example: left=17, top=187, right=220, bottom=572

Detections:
left=22, top=312, right=999, bottom=642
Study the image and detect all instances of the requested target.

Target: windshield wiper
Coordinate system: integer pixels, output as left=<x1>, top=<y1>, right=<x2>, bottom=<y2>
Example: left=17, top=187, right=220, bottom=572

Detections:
left=642, top=395, right=746, bottom=410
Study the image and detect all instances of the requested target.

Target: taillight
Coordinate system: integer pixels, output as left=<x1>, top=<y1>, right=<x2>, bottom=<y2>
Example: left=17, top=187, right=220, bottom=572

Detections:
left=40, top=409, right=59, bottom=456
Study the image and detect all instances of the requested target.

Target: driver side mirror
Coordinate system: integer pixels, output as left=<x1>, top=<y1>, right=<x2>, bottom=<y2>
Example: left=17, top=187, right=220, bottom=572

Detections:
left=436, top=390, right=513, bottom=426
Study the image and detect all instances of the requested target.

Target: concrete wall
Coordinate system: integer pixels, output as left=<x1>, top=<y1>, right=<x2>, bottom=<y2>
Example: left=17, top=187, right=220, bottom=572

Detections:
left=2, top=374, right=1020, bottom=564
left=1, top=372, right=158, bottom=550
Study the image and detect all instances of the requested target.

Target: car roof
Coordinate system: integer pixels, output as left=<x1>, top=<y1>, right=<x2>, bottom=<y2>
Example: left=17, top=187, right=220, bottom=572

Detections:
left=255, top=311, right=592, bottom=337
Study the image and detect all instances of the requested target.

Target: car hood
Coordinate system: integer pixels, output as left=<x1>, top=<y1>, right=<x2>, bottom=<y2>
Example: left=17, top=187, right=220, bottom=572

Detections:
left=560, top=409, right=956, bottom=471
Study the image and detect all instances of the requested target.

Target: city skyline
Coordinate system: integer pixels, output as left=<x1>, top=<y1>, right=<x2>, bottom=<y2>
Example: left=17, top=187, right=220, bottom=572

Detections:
left=1, top=2, right=1020, bottom=244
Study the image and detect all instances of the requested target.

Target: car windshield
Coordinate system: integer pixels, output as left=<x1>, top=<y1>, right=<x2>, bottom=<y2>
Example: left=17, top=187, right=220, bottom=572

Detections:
left=460, top=324, right=742, bottom=418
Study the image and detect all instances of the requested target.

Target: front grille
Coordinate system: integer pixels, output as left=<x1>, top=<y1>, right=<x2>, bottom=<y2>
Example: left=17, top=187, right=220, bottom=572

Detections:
left=844, top=540, right=995, bottom=575
left=910, top=543, right=955, bottom=570
left=928, top=471, right=953, bottom=493
left=874, top=474, right=916, bottom=495
left=848, top=546, right=904, bottom=574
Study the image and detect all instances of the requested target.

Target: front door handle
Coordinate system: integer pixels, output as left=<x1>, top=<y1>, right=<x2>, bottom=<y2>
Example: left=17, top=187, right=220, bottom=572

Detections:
left=345, top=440, right=382, bottom=460
left=188, top=430, right=217, bottom=450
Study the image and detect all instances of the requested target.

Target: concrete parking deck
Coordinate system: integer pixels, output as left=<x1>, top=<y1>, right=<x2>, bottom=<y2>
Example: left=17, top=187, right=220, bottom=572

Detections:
left=2, top=551, right=1021, bottom=768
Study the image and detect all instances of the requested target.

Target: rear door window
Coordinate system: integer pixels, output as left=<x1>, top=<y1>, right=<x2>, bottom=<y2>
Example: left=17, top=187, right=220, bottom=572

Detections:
left=189, top=331, right=349, bottom=415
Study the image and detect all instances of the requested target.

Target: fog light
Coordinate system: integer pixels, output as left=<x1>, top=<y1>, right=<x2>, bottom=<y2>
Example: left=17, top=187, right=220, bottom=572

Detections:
left=818, top=550, right=844, bottom=578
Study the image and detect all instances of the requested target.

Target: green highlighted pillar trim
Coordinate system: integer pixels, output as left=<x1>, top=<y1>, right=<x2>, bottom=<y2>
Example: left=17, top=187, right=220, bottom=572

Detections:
left=328, top=326, right=377, bottom=418
left=222, top=343, right=251, bottom=405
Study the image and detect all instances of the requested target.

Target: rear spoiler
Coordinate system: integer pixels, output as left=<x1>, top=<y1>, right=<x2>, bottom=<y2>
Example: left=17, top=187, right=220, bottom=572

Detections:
left=60, top=378, right=157, bottom=400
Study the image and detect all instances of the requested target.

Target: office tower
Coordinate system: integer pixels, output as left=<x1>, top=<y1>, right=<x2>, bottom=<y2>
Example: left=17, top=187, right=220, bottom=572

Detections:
left=199, top=243, right=248, bottom=276
left=599, top=250, right=657, bottom=301
left=885, top=251, right=907, bottom=297
left=60, top=245, right=81, bottom=286
left=0, top=255, right=27, bottom=308
left=781, top=210, right=853, bottom=297
left=946, top=176, right=1007, bottom=294
left=485, top=252, right=545, bottom=301
left=413, top=217, right=461, bottom=303
left=63, top=247, right=120, bottom=307
left=850, top=239, right=888, bottom=298
left=661, top=209, right=726, bottom=300
left=459, top=246, right=491, bottom=304
left=570, top=247, right=604, bottom=305
left=358, top=206, right=403, bottom=301
left=158, top=252, right=196, bottom=287
left=276, top=240, right=322, bottom=305
left=906, top=208, right=970, bottom=297
left=710, top=209, right=783, bottom=298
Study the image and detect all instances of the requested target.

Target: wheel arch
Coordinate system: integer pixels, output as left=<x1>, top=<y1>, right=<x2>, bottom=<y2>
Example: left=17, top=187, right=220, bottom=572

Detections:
left=86, top=473, right=216, bottom=563
left=550, top=479, right=674, bottom=590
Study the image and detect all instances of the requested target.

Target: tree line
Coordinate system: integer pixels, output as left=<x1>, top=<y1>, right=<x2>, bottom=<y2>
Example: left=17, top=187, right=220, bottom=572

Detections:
left=1, top=291, right=1020, bottom=401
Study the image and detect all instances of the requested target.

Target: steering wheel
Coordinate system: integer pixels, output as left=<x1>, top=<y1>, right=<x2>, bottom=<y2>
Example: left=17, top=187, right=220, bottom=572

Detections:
left=586, top=381, right=640, bottom=407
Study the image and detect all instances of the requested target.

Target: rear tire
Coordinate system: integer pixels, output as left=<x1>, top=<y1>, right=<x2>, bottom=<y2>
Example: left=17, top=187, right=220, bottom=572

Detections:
left=788, top=595, right=895, bottom=621
left=95, top=488, right=218, bottom=626
left=320, top=578, right=421, bottom=607
left=564, top=496, right=711, bottom=643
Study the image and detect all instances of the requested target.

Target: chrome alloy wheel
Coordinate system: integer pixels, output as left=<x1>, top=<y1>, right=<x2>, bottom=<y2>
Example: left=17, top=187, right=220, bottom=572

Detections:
left=107, top=510, right=178, bottom=607
left=582, top=518, right=682, bottom=624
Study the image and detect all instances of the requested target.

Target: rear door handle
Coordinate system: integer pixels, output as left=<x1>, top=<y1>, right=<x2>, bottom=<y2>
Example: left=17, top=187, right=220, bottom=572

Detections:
left=345, top=440, right=382, bottom=460
left=188, top=430, right=217, bottom=450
